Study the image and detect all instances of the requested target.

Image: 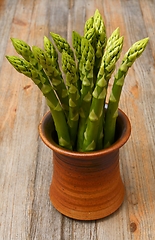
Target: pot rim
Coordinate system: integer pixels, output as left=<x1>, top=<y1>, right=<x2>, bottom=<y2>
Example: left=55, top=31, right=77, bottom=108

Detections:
left=38, top=108, right=131, bottom=158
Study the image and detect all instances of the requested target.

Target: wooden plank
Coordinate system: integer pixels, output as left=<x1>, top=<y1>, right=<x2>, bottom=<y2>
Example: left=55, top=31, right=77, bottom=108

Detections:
left=116, top=1, right=155, bottom=239
left=0, top=0, right=155, bottom=239
left=0, top=0, right=19, bottom=68
left=0, top=0, right=50, bottom=239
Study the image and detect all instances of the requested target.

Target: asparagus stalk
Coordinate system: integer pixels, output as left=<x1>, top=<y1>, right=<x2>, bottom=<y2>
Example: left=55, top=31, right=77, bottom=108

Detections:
left=103, top=37, right=149, bottom=148
left=11, top=38, right=42, bottom=71
left=72, top=31, right=82, bottom=61
left=84, top=10, right=106, bottom=76
left=62, top=52, right=80, bottom=148
left=93, top=9, right=107, bottom=72
left=50, top=32, right=75, bottom=59
left=84, top=16, right=94, bottom=34
left=82, top=34, right=124, bottom=152
left=44, top=36, right=59, bottom=66
left=44, top=36, right=69, bottom=113
left=7, top=9, right=149, bottom=153
left=106, top=27, right=120, bottom=49
left=32, top=45, right=69, bottom=115
left=72, top=29, right=96, bottom=93
left=84, top=27, right=96, bottom=47
left=6, top=56, right=72, bottom=150
left=96, top=28, right=122, bottom=149
left=77, top=38, right=95, bottom=151
left=72, top=31, right=82, bottom=92
left=10, top=38, right=50, bottom=88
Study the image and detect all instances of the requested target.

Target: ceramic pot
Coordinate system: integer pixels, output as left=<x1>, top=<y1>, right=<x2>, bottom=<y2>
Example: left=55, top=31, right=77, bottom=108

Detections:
left=39, top=109, right=131, bottom=220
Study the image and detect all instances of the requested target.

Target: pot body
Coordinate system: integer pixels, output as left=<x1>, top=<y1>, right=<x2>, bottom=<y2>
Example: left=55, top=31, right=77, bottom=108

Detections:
left=39, top=109, right=131, bottom=220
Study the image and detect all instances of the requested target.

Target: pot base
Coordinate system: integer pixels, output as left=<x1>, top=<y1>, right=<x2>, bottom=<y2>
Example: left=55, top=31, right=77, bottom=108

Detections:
left=50, top=185, right=125, bottom=221
left=49, top=151, right=125, bottom=221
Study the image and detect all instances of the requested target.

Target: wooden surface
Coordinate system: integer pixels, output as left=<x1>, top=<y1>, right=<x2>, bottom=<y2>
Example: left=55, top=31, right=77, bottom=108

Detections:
left=0, top=0, right=155, bottom=239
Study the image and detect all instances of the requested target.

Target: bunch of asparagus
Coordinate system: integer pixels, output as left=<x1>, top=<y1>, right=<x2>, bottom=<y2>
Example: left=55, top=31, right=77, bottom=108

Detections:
left=6, top=9, right=149, bottom=152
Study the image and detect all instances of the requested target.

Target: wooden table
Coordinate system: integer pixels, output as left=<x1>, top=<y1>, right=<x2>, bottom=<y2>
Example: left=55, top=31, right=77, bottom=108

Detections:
left=0, top=0, right=155, bottom=239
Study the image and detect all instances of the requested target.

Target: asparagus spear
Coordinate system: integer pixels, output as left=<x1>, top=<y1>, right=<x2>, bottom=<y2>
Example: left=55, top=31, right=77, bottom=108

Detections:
left=84, top=16, right=94, bottom=34
left=72, top=31, right=82, bottom=61
left=77, top=38, right=95, bottom=151
left=6, top=56, right=72, bottom=150
left=50, top=32, right=75, bottom=59
left=32, top=45, right=69, bottom=115
left=10, top=38, right=50, bottom=89
left=82, top=35, right=124, bottom=152
left=72, top=28, right=95, bottom=64
left=11, top=38, right=42, bottom=70
left=93, top=9, right=107, bottom=72
left=44, top=36, right=59, bottom=66
left=84, top=11, right=106, bottom=75
left=72, top=29, right=96, bottom=93
left=11, top=37, right=68, bottom=112
left=72, top=31, right=83, bottom=92
left=84, top=27, right=96, bottom=47
left=44, top=36, right=69, bottom=112
left=106, top=27, right=120, bottom=49
left=62, top=52, right=80, bottom=148
left=103, top=37, right=149, bottom=148
left=96, top=28, right=122, bottom=149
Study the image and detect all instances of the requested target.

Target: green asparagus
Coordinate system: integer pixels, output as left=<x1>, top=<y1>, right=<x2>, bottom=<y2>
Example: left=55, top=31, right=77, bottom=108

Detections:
left=11, top=38, right=42, bottom=70
left=96, top=28, right=123, bottom=149
left=6, top=56, right=72, bottom=150
left=93, top=9, right=107, bottom=72
left=6, top=9, right=149, bottom=152
left=77, top=38, right=95, bottom=151
left=72, top=31, right=83, bottom=91
left=82, top=34, right=124, bottom=151
left=72, top=31, right=82, bottom=61
left=44, top=36, right=59, bottom=65
left=62, top=52, right=80, bottom=148
left=50, top=32, right=75, bottom=59
left=84, top=16, right=94, bottom=34
left=103, top=37, right=149, bottom=148
left=32, top=45, right=69, bottom=114
left=84, top=27, right=96, bottom=47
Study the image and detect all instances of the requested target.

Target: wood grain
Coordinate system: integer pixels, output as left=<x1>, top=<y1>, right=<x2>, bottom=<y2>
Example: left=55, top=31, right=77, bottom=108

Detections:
left=0, top=0, right=155, bottom=239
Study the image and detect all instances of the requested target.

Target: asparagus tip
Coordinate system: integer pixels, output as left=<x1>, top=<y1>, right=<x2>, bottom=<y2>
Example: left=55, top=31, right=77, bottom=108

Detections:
left=143, top=37, right=149, bottom=44
left=10, top=37, right=17, bottom=45
left=50, top=32, right=56, bottom=38
left=5, top=55, right=12, bottom=62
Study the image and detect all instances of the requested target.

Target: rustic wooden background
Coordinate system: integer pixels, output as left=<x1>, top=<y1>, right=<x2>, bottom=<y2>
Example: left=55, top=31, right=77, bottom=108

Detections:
left=0, top=0, right=155, bottom=239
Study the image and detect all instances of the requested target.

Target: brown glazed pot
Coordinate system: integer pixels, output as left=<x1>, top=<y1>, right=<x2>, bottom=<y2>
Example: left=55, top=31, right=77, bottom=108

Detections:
left=39, top=109, right=131, bottom=220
